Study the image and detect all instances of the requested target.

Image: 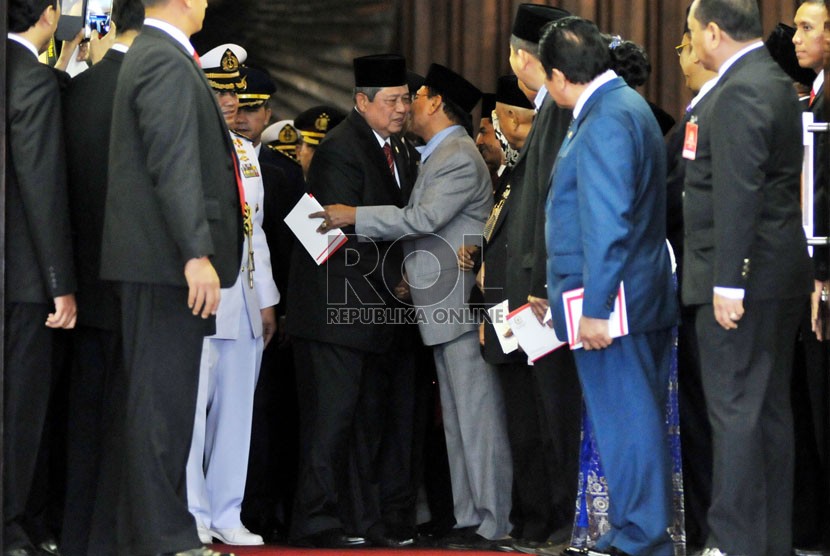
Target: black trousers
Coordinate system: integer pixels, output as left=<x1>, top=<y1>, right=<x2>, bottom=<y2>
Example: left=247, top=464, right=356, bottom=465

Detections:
left=241, top=337, right=299, bottom=540
left=62, top=324, right=122, bottom=556
left=290, top=338, right=415, bottom=539
left=496, top=361, right=557, bottom=541
left=676, top=305, right=712, bottom=549
left=696, top=297, right=804, bottom=556
left=532, top=347, right=582, bottom=533
left=3, top=303, right=54, bottom=551
left=116, top=283, right=212, bottom=555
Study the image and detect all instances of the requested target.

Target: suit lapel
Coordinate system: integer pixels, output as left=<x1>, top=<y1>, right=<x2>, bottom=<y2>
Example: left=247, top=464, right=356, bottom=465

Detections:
left=347, top=111, right=401, bottom=197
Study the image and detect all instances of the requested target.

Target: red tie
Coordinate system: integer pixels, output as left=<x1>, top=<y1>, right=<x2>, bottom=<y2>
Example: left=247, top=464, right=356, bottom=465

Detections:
left=383, top=143, right=395, bottom=177
left=810, top=88, right=816, bottom=107
left=230, top=148, right=247, bottom=216
left=193, top=51, right=202, bottom=68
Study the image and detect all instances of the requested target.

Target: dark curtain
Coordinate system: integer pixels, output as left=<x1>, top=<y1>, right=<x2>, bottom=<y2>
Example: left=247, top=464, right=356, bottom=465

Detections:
left=194, top=0, right=800, bottom=123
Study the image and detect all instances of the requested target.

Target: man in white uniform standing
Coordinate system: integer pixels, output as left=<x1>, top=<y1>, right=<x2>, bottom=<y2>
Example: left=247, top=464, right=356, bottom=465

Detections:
left=186, top=44, right=279, bottom=547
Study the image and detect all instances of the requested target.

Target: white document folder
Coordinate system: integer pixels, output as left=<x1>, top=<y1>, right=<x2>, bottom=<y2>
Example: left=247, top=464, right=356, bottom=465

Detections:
left=284, top=193, right=348, bottom=265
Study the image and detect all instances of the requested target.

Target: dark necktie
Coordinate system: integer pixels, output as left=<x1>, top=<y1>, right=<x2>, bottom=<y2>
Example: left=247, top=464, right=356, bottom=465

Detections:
left=383, top=142, right=396, bottom=177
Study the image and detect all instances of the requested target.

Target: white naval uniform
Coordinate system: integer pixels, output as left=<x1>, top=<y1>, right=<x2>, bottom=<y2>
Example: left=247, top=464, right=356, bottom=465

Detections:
left=186, top=131, right=280, bottom=530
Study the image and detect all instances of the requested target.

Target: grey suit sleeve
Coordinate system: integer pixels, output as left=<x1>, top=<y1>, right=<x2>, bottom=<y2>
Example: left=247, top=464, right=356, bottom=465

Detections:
left=355, top=146, right=484, bottom=241
left=132, top=53, right=216, bottom=262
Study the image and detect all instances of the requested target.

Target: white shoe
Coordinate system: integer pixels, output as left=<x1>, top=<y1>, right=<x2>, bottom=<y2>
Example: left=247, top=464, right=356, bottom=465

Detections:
left=700, top=549, right=729, bottom=556
left=211, top=526, right=264, bottom=546
left=196, top=524, right=214, bottom=545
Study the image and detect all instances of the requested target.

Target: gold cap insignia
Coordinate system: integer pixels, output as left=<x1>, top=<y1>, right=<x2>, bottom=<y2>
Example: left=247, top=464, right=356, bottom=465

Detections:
left=221, top=49, right=239, bottom=71
left=314, top=113, right=331, bottom=132
left=279, top=124, right=299, bottom=144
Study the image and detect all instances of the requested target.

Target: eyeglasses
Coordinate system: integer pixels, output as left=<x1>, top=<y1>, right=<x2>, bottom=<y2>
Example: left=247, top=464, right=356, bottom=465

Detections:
left=674, top=42, right=690, bottom=57
left=380, top=94, right=412, bottom=107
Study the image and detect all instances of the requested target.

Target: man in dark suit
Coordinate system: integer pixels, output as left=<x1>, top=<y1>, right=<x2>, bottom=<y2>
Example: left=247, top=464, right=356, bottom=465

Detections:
left=476, top=75, right=561, bottom=554
left=663, top=15, right=718, bottom=550
left=505, top=4, right=582, bottom=541
left=62, top=3, right=144, bottom=554
left=790, top=2, right=830, bottom=548
left=541, top=17, right=678, bottom=556
left=5, top=1, right=77, bottom=555
left=99, top=0, right=242, bottom=553
left=285, top=54, right=417, bottom=549
left=685, top=1, right=814, bottom=554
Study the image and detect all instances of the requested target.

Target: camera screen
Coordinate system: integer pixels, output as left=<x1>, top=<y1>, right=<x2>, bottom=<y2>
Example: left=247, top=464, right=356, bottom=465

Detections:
left=86, top=0, right=113, bottom=36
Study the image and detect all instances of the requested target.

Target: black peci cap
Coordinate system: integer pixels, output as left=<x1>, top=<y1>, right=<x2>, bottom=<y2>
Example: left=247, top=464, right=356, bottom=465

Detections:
left=423, top=63, right=482, bottom=114
left=496, top=75, right=534, bottom=110
left=511, top=3, right=571, bottom=44
left=353, top=54, right=407, bottom=87
left=480, top=93, right=496, bottom=119
left=407, top=70, right=426, bottom=95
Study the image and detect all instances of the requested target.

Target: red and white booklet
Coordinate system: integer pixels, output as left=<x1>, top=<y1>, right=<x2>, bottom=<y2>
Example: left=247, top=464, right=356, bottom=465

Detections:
left=284, top=193, right=348, bottom=265
left=562, top=282, right=629, bottom=349
left=505, top=303, right=567, bottom=363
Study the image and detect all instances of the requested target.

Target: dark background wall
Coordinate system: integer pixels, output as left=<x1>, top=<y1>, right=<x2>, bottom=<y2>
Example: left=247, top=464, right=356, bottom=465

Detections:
left=192, top=0, right=802, bottom=125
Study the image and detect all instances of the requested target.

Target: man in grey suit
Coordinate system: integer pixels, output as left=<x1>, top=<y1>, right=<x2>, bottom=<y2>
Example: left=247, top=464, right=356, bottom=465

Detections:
left=319, top=63, right=512, bottom=547
left=100, top=0, right=242, bottom=554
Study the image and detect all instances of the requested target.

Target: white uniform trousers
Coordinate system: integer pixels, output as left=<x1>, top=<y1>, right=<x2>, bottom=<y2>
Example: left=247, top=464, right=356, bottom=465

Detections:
left=186, top=282, right=263, bottom=529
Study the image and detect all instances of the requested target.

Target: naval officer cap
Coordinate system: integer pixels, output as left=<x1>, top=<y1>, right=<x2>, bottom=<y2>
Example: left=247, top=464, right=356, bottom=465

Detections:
left=496, top=75, right=534, bottom=110
left=423, top=63, right=482, bottom=114
left=353, top=54, right=407, bottom=87
left=238, top=66, right=277, bottom=108
left=511, top=3, right=571, bottom=44
left=262, top=120, right=299, bottom=159
left=294, top=105, right=347, bottom=146
left=200, top=43, right=247, bottom=92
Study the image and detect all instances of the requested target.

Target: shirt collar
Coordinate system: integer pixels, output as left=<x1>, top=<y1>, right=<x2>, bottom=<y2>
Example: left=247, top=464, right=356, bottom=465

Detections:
left=717, top=41, right=763, bottom=78
left=143, top=18, right=195, bottom=56
left=814, top=69, right=825, bottom=95
left=110, top=43, right=129, bottom=54
left=371, top=129, right=390, bottom=149
left=533, top=87, right=547, bottom=112
left=7, top=33, right=38, bottom=58
left=415, top=125, right=461, bottom=162
left=690, top=77, right=718, bottom=110
left=573, top=69, right=617, bottom=119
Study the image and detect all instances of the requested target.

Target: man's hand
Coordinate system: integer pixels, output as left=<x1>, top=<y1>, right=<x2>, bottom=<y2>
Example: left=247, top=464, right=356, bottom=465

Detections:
left=527, top=295, right=550, bottom=326
left=89, top=25, right=117, bottom=65
left=276, top=314, right=290, bottom=349
left=311, top=204, right=356, bottom=233
left=713, top=292, right=744, bottom=331
left=457, top=244, right=479, bottom=271
left=577, top=316, right=612, bottom=350
left=394, top=278, right=411, bottom=301
left=261, top=306, right=276, bottom=348
left=54, top=29, right=85, bottom=71
left=46, top=294, right=77, bottom=329
left=184, top=257, right=221, bottom=318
